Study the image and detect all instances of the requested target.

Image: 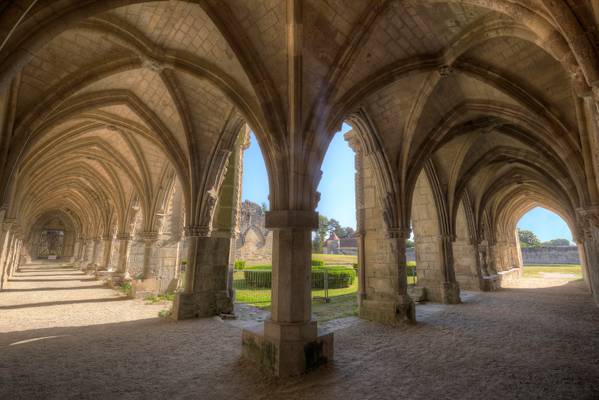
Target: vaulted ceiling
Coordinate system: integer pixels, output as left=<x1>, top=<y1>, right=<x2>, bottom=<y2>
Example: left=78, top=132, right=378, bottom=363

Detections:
left=0, top=0, right=597, bottom=240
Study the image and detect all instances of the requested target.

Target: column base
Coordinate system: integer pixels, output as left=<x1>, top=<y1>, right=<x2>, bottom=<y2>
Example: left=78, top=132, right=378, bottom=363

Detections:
left=440, top=282, right=461, bottom=304
left=106, top=272, right=128, bottom=287
left=358, top=295, right=416, bottom=325
left=241, top=320, right=333, bottom=377
left=130, top=277, right=160, bottom=298
left=172, top=290, right=233, bottom=320
left=95, top=269, right=112, bottom=280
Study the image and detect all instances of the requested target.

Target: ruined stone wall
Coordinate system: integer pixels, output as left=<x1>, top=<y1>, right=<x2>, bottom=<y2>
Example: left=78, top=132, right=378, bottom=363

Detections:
left=235, top=201, right=272, bottom=264
left=521, top=247, right=580, bottom=265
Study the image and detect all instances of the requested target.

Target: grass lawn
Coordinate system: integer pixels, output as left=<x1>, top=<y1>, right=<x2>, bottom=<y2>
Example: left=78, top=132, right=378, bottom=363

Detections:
left=523, top=264, right=582, bottom=279
left=311, top=253, right=357, bottom=265
left=234, top=269, right=416, bottom=321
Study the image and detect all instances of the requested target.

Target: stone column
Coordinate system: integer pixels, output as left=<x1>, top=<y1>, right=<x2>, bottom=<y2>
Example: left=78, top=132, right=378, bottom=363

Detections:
left=90, top=238, right=101, bottom=270
left=111, top=232, right=131, bottom=283
left=0, top=226, right=14, bottom=290
left=345, top=130, right=366, bottom=303
left=0, top=220, right=14, bottom=290
left=97, top=234, right=113, bottom=272
left=577, top=207, right=599, bottom=306
left=241, top=210, right=333, bottom=377
left=440, top=233, right=460, bottom=304
left=172, top=226, right=234, bottom=319
left=576, top=238, right=592, bottom=291
left=140, top=231, right=158, bottom=278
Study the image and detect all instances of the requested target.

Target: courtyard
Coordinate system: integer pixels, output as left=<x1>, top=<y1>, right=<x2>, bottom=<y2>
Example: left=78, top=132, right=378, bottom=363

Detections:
left=1, top=262, right=598, bottom=400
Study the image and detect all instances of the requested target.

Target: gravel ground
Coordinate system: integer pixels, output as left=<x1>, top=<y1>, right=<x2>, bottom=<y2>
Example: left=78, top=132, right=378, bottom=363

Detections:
left=1, top=263, right=598, bottom=400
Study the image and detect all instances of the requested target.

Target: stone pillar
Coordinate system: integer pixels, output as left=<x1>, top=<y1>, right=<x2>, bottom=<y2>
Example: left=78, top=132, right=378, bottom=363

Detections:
left=140, top=231, right=158, bottom=278
left=360, top=227, right=416, bottom=323
left=576, top=239, right=592, bottom=291
left=173, top=226, right=234, bottom=319
left=345, top=129, right=366, bottom=303
left=241, top=210, right=333, bottom=377
left=111, top=232, right=131, bottom=283
left=97, top=234, right=113, bottom=272
left=0, top=225, right=14, bottom=290
left=0, top=220, right=14, bottom=290
left=90, top=238, right=101, bottom=270
left=440, top=234, right=460, bottom=304
left=577, top=207, right=599, bottom=306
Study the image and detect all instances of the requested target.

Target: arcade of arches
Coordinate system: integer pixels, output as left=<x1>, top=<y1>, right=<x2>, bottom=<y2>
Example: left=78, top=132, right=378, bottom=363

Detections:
left=1, top=0, right=599, bottom=379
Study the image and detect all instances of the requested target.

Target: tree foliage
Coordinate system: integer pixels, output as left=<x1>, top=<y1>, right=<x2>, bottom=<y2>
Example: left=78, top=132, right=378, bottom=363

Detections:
left=542, top=238, right=571, bottom=247
left=518, top=229, right=541, bottom=248
left=312, top=214, right=357, bottom=251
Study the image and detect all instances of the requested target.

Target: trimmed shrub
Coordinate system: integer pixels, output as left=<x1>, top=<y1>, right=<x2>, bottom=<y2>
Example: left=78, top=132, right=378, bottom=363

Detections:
left=234, top=260, right=246, bottom=270
left=407, top=264, right=417, bottom=277
left=312, top=266, right=356, bottom=289
left=242, top=265, right=356, bottom=289
left=352, top=263, right=358, bottom=270
left=311, top=259, right=325, bottom=267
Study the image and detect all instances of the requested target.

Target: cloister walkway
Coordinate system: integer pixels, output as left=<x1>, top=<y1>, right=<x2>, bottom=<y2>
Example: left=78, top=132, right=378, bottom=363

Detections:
left=1, top=263, right=598, bottom=400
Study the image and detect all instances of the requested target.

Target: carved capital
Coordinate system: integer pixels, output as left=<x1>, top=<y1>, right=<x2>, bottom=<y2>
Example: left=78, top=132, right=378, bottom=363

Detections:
left=139, top=231, right=159, bottom=243
left=184, top=225, right=211, bottom=237
left=386, top=227, right=411, bottom=240
left=117, top=232, right=132, bottom=241
left=576, top=206, right=599, bottom=234
left=2, top=217, right=16, bottom=231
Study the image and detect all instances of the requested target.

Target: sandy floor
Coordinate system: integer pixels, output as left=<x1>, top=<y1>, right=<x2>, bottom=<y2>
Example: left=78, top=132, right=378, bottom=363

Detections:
left=1, top=263, right=598, bottom=400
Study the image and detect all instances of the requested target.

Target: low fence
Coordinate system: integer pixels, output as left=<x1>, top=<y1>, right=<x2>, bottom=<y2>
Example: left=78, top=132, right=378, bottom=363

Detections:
left=233, top=269, right=357, bottom=305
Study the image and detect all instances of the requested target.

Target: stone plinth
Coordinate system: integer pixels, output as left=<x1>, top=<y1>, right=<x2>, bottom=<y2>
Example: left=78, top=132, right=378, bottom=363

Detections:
left=172, top=290, right=233, bottom=319
left=241, top=321, right=333, bottom=377
left=440, top=282, right=461, bottom=304
left=131, top=277, right=159, bottom=297
left=359, top=295, right=415, bottom=325
left=407, top=286, right=427, bottom=302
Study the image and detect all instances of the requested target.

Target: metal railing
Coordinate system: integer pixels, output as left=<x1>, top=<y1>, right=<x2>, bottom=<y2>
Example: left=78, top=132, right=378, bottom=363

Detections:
left=233, top=269, right=357, bottom=305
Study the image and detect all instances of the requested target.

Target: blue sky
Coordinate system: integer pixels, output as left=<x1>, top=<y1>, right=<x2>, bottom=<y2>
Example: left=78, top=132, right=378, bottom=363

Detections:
left=517, top=207, right=573, bottom=242
left=242, top=127, right=572, bottom=242
left=242, top=124, right=356, bottom=227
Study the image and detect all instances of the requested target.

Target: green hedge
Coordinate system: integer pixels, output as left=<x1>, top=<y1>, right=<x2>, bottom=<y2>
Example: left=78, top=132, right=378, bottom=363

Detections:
left=234, top=260, right=246, bottom=270
left=242, top=265, right=356, bottom=289
left=311, top=259, right=325, bottom=267
left=407, top=265, right=416, bottom=277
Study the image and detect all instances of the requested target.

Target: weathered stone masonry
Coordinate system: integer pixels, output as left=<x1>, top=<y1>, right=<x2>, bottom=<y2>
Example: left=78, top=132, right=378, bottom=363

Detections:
left=1, top=0, right=599, bottom=378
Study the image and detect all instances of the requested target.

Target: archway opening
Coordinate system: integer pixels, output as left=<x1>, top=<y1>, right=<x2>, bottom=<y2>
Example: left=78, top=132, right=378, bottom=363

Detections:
left=516, top=207, right=582, bottom=282
left=230, top=129, right=273, bottom=314
left=310, top=122, right=361, bottom=321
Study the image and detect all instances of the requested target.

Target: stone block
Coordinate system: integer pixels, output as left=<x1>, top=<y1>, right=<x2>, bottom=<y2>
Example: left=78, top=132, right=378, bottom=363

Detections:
left=359, top=296, right=415, bottom=325
left=241, top=322, right=333, bottom=377
left=172, top=290, right=233, bottom=320
left=407, top=286, right=427, bottom=302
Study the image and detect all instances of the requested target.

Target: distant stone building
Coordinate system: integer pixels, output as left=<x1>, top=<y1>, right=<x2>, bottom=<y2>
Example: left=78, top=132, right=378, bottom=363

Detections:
left=235, top=201, right=272, bottom=264
left=323, top=232, right=358, bottom=255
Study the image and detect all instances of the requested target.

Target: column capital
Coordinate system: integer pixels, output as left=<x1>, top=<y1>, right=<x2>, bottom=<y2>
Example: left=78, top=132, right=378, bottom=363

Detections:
left=265, top=210, right=318, bottom=230
left=2, top=217, right=16, bottom=231
left=184, top=225, right=211, bottom=237
left=139, top=231, right=159, bottom=243
left=116, top=232, right=132, bottom=241
left=386, top=227, right=411, bottom=239
left=576, top=206, right=599, bottom=232
left=101, top=234, right=113, bottom=241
